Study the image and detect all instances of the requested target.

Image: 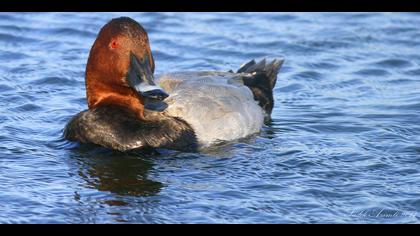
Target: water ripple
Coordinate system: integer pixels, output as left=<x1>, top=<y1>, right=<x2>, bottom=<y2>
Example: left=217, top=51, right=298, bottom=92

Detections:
left=0, top=12, right=419, bottom=223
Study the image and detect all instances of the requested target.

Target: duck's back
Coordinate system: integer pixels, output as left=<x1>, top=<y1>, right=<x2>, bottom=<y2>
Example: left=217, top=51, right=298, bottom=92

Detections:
left=157, top=71, right=265, bottom=146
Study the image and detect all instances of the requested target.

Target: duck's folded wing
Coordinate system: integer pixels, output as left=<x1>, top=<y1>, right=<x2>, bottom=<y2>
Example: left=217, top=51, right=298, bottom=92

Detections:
left=156, top=71, right=236, bottom=93
left=164, top=80, right=264, bottom=146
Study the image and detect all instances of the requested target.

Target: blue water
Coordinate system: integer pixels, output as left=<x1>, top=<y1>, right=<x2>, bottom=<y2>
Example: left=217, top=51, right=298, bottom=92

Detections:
left=0, top=12, right=420, bottom=223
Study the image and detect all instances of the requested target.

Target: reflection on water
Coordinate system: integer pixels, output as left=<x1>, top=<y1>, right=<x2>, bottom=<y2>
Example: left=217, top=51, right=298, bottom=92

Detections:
left=69, top=147, right=163, bottom=198
left=0, top=12, right=420, bottom=223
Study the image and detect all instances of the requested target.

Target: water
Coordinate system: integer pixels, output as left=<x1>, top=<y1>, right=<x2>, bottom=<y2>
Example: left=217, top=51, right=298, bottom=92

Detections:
left=0, top=12, right=419, bottom=223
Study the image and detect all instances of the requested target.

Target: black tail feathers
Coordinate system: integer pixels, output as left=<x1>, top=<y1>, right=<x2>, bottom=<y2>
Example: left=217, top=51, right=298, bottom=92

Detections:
left=238, top=58, right=284, bottom=123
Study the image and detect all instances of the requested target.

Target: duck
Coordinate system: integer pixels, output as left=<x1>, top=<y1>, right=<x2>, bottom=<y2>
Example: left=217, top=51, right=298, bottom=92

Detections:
left=64, top=17, right=284, bottom=152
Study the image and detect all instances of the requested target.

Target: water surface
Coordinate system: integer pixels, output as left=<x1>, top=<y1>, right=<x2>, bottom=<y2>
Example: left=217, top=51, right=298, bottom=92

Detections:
left=0, top=12, right=420, bottom=223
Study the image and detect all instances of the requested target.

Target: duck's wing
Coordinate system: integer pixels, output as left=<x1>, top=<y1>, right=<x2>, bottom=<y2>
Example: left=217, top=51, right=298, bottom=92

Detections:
left=156, top=58, right=284, bottom=121
left=157, top=72, right=265, bottom=146
left=156, top=71, right=238, bottom=93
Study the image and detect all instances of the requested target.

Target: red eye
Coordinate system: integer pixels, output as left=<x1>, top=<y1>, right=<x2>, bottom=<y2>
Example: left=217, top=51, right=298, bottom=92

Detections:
left=111, top=41, right=118, bottom=49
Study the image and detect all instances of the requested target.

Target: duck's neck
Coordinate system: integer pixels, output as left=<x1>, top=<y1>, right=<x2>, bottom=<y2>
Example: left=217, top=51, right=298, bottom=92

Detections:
left=87, top=85, right=146, bottom=121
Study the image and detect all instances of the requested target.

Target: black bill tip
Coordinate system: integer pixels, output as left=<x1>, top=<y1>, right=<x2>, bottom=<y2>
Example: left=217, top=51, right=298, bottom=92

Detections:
left=144, top=99, right=168, bottom=112
left=142, top=89, right=169, bottom=112
left=141, top=89, right=169, bottom=101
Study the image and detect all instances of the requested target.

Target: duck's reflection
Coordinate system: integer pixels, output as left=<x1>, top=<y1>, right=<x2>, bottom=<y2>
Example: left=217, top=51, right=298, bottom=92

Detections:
left=69, top=146, right=163, bottom=197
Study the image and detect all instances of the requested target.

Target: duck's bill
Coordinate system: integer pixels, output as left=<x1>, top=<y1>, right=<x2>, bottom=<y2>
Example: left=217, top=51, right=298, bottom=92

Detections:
left=126, top=52, right=169, bottom=111
left=134, top=85, right=169, bottom=100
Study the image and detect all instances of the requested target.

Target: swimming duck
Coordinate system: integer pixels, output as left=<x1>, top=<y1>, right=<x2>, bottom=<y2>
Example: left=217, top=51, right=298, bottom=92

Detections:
left=64, top=17, right=284, bottom=152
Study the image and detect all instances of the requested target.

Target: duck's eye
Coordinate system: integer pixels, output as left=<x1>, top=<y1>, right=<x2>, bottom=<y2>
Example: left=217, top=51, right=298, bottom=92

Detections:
left=110, top=40, right=119, bottom=49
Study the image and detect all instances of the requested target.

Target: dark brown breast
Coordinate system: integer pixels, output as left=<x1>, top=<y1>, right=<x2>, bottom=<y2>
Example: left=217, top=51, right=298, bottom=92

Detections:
left=64, top=105, right=198, bottom=152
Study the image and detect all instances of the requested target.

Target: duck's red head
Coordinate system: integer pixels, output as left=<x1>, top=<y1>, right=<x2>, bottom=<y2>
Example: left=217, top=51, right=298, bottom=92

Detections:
left=86, top=17, right=168, bottom=120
